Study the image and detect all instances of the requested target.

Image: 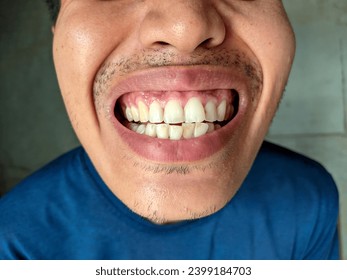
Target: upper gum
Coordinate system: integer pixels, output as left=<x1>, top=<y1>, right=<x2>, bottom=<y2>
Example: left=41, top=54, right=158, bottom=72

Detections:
left=119, top=90, right=233, bottom=108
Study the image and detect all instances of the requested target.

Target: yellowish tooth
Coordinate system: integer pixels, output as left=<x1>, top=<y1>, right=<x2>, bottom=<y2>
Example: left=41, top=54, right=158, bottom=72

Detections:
left=164, top=100, right=184, bottom=124
left=156, top=124, right=169, bottom=139
left=138, top=101, right=149, bottom=122
left=226, top=104, right=235, bottom=120
left=184, top=97, right=205, bottom=123
left=136, top=124, right=146, bottom=134
left=182, top=123, right=195, bottom=139
left=149, top=101, right=163, bottom=123
left=207, top=123, right=215, bottom=133
left=129, top=123, right=139, bottom=132
left=145, top=123, right=157, bottom=137
left=125, top=107, right=133, bottom=122
left=194, top=123, right=209, bottom=137
left=217, top=100, right=227, bottom=122
left=169, top=125, right=183, bottom=140
left=205, top=101, right=218, bottom=122
left=131, top=106, right=140, bottom=122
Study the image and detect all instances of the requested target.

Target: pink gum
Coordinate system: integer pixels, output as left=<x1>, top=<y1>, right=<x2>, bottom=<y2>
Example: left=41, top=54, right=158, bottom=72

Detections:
left=118, top=89, right=234, bottom=108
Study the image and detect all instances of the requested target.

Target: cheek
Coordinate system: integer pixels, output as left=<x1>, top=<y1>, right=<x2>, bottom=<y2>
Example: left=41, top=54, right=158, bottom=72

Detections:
left=223, top=3, right=295, bottom=152
left=221, top=2, right=295, bottom=114
left=249, top=8, right=295, bottom=90
left=247, top=19, right=295, bottom=134
left=253, top=18, right=295, bottom=121
left=53, top=8, right=140, bottom=123
left=52, top=13, right=116, bottom=144
left=53, top=18, right=107, bottom=93
left=236, top=5, right=295, bottom=104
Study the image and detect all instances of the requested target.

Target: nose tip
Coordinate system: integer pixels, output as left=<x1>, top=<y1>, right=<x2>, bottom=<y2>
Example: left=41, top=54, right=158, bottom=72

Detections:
left=139, top=2, right=226, bottom=54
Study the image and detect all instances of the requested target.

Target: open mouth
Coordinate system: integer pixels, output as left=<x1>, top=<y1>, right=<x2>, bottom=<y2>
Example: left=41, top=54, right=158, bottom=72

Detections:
left=103, top=65, right=258, bottom=161
left=115, top=89, right=239, bottom=140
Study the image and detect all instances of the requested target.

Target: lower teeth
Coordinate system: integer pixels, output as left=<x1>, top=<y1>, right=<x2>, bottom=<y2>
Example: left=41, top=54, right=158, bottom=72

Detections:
left=127, top=122, right=222, bottom=140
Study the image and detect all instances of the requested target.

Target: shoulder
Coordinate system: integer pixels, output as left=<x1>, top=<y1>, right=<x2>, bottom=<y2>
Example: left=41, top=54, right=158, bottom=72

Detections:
left=243, top=141, right=339, bottom=259
left=0, top=147, right=87, bottom=259
left=251, top=141, right=338, bottom=199
left=0, top=146, right=87, bottom=213
left=1, top=147, right=85, bottom=199
left=246, top=141, right=339, bottom=213
left=257, top=141, right=330, bottom=174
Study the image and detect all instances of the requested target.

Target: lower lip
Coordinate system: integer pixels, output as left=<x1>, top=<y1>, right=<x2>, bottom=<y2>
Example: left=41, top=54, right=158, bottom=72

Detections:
left=112, top=110, right=243, bottom=163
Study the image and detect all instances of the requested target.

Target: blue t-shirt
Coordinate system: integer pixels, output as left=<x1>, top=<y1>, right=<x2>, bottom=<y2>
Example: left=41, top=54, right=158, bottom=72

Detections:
left=0, top=142, right=339, bottom=259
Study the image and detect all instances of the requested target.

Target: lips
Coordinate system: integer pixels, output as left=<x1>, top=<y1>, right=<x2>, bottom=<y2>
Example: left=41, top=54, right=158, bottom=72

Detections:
left=106, top=65, right=259, bottom=162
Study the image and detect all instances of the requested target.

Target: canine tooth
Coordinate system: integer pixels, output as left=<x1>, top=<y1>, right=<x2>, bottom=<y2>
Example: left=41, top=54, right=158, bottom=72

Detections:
left=205, top=101, right=218, bottom=122
left=149, top=101, right=163, bottom=123
left=138, top=101, right=149, bottom=122
left=145, top=123, right=157, bottom=137
left=125, top=107, right=133, bottom=122
left=131, top=106, right=140, bottom=122
left=156, top=124, right=169, bottom=139
left=164, top=100, right=184, bottom=124
left=217, top=100, right=227, bottom=121
left=182, top=123, right=195, bottom=139
left=194, top=123, right=209, bottom=137
left=184, top=97, right=205, bottom=123
left=169, top=125, right=183, bottom=140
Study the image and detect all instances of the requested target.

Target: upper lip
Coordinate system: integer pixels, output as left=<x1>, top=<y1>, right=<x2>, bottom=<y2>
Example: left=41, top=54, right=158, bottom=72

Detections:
left=108, top=65, right=251, bottom=107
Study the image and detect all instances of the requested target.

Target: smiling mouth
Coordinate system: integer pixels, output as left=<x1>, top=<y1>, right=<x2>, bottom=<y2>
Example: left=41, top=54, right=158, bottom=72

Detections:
left=115, top=88, right=239, bottom=140
left=103, top=64, right=260, bottom=162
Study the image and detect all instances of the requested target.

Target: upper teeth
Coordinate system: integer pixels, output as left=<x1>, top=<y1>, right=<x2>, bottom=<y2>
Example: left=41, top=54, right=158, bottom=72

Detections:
left=124, top=97, right=230, bottom=124
left=122, top=97, right=233, bottom=140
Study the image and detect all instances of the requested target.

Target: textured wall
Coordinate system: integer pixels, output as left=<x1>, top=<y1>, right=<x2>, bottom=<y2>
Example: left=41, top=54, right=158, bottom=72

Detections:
left=0, top=0, right=79, bottom=193
left=0, top=0, right=346, bottom=259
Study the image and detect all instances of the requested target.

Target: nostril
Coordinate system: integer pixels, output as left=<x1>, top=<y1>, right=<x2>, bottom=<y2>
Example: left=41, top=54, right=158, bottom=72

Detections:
left=156, top=41, right=170, bottom=46
left=150, top=41, right=171, bottom=50
left=198, top=38, right=213, bottom=49
left=158, top=41, right=169, bottom=45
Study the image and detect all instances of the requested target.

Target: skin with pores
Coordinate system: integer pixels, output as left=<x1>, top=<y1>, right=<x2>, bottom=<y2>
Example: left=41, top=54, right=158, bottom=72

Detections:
left=52, top=0, right=295, bottom=224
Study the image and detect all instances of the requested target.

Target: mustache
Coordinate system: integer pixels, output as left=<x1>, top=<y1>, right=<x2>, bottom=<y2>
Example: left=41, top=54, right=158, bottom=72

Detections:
left=93, top=48, right=263, bottom=98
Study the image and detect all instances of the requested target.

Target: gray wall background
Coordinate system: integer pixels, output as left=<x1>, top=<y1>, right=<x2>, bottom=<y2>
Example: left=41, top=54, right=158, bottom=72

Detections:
left=0, top=0, right=346, bottom=259
left=0, top=0, right=79, bottom=193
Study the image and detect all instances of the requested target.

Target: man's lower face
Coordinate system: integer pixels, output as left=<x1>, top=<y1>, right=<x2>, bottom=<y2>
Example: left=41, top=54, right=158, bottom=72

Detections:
left=89, top=49, right=265, bottom=223
left=53, top=0, right=294, bottom=223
